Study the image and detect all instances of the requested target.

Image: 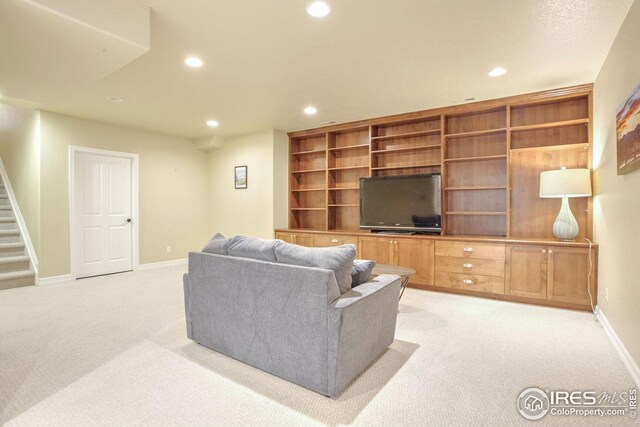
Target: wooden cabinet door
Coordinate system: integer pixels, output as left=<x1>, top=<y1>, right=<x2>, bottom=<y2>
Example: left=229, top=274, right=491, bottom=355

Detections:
left=359, top=236, right=393, bottom=265
left=394, top=238, right=434, bottom=285
left=294, top=233, right=314, bottom=247
left=547, top=247, right=595, bottom=306
left=505, top=245, right=548, bottom=300
left=275, top=232, right=296, bottom=244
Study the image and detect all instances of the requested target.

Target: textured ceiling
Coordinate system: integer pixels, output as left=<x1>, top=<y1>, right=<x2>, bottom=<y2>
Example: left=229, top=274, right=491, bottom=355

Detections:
left=0, top=0, right=635, bottom=138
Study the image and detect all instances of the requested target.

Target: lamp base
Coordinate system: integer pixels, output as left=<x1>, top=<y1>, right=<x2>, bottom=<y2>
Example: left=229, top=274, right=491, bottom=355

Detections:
left=553, top=197, right=579, bottom=241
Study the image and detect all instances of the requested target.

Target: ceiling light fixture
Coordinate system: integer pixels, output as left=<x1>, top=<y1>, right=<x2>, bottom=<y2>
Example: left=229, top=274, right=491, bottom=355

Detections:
left=304, top=106, right=318, bottom=115
left=488, top=67, right=507, bottom=77
left=306, top=1, right=330, bottom=17
left=106, top=96, right=123, bottom=102
left=185, top=56, right=204, bottom=68
left=206, top=120, right=219, bottom=127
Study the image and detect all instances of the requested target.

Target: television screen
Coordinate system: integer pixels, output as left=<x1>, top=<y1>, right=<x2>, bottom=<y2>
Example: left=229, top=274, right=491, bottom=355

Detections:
left=360, top=174, right=441, bottom=232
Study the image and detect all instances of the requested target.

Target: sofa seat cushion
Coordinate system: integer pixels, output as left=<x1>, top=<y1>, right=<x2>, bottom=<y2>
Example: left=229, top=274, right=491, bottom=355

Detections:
left=227, top=235, right=283, bottom=262
left=351, top=260, right=376, bottom=287
left=275, top=243, right=356, bottom=293
left=202, top=233, right=229, bottom=255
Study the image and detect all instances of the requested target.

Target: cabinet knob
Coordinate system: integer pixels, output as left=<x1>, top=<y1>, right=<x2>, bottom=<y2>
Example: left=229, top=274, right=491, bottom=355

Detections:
left=462, top=279, right=474, bottom=285
left=463, top=263, right=473, bottom=269
left=463, top=247, right=474, bottom=253
left=549, top=250, right=553, bottom=254
left=331, top=239, right=338, bottom=243
left=542, top=249, right=546, bottom=253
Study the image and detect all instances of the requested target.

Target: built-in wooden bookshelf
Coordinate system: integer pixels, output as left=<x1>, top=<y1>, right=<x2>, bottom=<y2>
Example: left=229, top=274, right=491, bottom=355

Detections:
left=288, top=85, right=593, bottom=238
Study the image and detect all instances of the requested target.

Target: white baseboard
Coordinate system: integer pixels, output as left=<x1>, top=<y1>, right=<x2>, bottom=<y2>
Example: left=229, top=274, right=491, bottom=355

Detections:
left=37, top=274, right=73, bottom=286
left=137, top=258, right=187, bottom=270
left=597, top=309, right=640, bottom=388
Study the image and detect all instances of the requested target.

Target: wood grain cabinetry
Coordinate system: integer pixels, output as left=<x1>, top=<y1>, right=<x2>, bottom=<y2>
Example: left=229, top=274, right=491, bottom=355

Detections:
left=275, top=232, right=313, bottom=246
left=434, top=241, right=505, bottom=294
left=505, top=244, right=596, bottom=308
left=359, top=236, right=434, bottom=285
left=275, top=229, right=597, bottom=311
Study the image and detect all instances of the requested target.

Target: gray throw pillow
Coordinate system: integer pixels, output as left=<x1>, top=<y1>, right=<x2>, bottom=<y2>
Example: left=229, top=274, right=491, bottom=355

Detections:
left=275, top=243, right=357, bottom=293
left=351, top=260, right=376, bottom=287
left=227, top=235, right=283, bottom=262
left=202, top=233, right=228, bottom=255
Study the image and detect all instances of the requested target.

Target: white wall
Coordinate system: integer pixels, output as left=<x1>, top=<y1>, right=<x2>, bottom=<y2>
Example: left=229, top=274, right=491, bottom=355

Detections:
left=208, top=130, right=288, bottom=239
left=593, top=0, right=640, bottom=367
left=39, top=111, right=211, bottom=277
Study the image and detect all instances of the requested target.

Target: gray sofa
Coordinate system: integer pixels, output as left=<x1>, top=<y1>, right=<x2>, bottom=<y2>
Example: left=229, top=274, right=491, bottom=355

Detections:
left=182, top=238, right=401, bottom=397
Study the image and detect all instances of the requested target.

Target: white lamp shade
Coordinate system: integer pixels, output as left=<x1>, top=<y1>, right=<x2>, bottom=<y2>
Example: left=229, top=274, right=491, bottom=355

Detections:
left=539, top=168, right=592, bottom=198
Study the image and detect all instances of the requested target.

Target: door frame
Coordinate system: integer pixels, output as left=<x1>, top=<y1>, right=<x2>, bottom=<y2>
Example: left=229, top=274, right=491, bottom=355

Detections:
left=69, top=146, right=140, bottom=279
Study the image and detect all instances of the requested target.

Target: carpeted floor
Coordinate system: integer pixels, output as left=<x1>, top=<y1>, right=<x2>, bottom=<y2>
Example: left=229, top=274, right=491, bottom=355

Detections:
left=0, top=265, right=637, bottom=426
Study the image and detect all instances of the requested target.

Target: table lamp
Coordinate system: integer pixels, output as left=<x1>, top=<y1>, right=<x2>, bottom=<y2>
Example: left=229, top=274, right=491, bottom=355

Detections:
left=539, top=167, right=592, bottom=241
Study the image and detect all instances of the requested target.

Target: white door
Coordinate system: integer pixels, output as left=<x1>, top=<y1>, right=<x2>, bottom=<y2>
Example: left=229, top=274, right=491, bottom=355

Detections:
left=74, top=152, right=133, bottom=278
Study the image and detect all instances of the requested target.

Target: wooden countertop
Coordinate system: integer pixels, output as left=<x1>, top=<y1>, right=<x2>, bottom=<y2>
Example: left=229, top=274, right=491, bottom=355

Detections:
left=274, top=228, right=598, bottom=248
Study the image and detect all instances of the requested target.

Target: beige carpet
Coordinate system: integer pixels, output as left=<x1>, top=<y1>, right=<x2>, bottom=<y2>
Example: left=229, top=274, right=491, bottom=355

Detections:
left=0, top=265, right=637, bottom=426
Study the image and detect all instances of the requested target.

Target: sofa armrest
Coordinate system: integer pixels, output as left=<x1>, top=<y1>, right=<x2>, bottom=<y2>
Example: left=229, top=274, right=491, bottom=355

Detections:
left=326, top=274, right=401, bottom=397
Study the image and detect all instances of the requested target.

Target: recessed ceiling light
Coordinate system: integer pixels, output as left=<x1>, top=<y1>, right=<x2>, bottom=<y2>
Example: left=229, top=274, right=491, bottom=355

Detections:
left=307, top=1, right=330, bottom=17
left=106, top=96, right=123, bottom=102
left=206, top=120, right=219, bottom=127
left=488, top=67, right=507, bottom=77
left=304, top=106, right=318, bottom=115
left=184, top=56, right=204, bottom=68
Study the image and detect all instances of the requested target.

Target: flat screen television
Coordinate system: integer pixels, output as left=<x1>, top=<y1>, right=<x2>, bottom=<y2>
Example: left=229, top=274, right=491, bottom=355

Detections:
left=360, top=174, right=442, bottom=233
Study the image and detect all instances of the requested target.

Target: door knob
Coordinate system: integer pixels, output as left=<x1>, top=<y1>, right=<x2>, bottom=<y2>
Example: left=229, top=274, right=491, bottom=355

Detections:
left=126, top=218, right=132, bottom=223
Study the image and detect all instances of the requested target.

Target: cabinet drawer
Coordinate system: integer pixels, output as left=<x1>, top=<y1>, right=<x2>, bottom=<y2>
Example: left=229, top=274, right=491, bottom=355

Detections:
left=313, top=234, right=359, bottom=248
left=435, top=241, right=505, bottom=260
left=435, top=271, right=504, bottom=294
left=435, top=256, right=505, bottom=277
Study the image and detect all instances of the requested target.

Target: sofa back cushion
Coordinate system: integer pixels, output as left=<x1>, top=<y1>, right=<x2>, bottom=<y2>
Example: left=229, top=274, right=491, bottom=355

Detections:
left=202, top=233, right=229, bottom=255
left=227, top=235, right=283, bottom=262
left=275, top=243, right=356, bottom=293
left=351, top=260, right=376, bottom=287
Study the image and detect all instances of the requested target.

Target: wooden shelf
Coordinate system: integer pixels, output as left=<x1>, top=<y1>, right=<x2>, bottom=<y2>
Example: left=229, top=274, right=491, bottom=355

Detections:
left=445, top=211, right=507, bottom=216
left=291, top=168, right=326, bottom=174
left=444, top=128, right=506, bottom=139
left=371, top=129, right=441, bottom=141
left=510, top=143, right=589, bottom=153
left=510, top=118, right=589, bottom=132
left=328, top=187, right=360, bottom=191
left=371, top=163, right=441, bottom=171
left=291, top=149, right=326, bottom=156
left=328, top=165, right=369, bottom=171
left=444, top=155, right=507, bottom=163
left=328, top=204, right=359, bottom=207
left=291, top=188, right=326, bottom=192
left=371, top=144, right=441, bottom=154
left=290, top=208, right=327, bottom=211
left=328, top=144, right=369, bottom=152
left=445, top=186, right=507, bottom=191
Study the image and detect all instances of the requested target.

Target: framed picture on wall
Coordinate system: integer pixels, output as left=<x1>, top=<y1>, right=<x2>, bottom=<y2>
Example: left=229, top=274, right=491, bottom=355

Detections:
left=234, top=165, right=247, bottom=189
left=616, top=84, right=640, bottom=175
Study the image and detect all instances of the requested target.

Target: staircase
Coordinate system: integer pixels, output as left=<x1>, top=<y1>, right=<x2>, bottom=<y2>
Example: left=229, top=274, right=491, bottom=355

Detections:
left=0, top=178, right=35, bottom=290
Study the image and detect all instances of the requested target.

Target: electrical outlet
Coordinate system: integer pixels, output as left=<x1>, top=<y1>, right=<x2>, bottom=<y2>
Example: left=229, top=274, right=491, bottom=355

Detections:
left=166, top=245, right=172, bottom=254
left=605, top=288, right=609, bottom=303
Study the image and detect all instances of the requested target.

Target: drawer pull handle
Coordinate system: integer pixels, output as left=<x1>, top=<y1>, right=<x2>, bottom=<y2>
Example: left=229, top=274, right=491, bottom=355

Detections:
left=463, top=263, right=473, bottom=269
left=463, top=247, right=474, bottom=253
left=462, top=279, right=474, bottom=285
left=331, top=239, right=339, bottom=243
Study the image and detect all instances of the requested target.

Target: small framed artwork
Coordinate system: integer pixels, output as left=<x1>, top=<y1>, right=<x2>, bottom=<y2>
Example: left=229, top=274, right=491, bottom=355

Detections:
left=234, top=165, right=248, bottom=189
left=616, top=84, right=640, bottom=175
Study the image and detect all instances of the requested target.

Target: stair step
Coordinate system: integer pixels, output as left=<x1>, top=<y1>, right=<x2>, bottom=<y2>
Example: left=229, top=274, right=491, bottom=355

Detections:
left=0, top=230, right=21, bottom=243
left=0, top=242, right=25, bottom=256
left=0, top=269, right=35, bottom=290
left=0, top=217, right=15, bottom=223
left=0, top=255, right=30, bottom=273
left=0, top=207, right=11, bottom=210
